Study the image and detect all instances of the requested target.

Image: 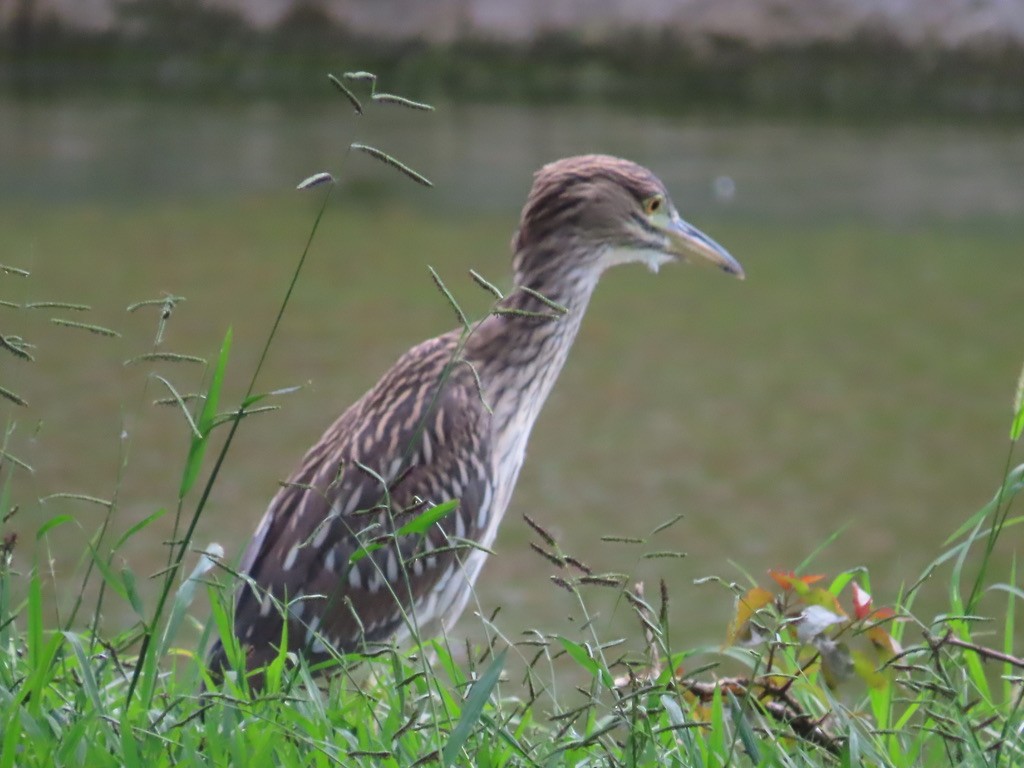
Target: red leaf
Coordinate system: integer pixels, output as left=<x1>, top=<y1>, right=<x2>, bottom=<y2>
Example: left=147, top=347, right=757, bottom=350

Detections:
left=768, top=569, right=795, bottom=590
left=851, top=582, right=872, bottom=620
left=768, top=569, right=825, bottom=592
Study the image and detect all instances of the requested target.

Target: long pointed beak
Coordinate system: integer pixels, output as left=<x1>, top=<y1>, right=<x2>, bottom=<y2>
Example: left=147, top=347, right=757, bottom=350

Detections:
left=665, top=215, right=745, bottom=280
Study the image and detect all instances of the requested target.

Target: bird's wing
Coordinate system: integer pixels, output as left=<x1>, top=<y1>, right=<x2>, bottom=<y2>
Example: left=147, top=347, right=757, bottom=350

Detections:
left=222, top=332, right=495, bottom=668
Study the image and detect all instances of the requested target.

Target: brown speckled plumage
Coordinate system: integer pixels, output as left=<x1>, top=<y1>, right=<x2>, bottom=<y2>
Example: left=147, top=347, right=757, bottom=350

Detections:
left=207, top=155, right=742, bottom=680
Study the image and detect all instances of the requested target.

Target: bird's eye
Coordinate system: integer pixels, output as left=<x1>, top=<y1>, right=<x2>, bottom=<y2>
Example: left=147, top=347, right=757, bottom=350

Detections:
left=643, top=195, right=664, bottom=215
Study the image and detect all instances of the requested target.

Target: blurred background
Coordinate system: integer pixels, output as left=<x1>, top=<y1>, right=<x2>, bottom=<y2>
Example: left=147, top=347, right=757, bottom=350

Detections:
left=1, top=1, right=1022, bottom=660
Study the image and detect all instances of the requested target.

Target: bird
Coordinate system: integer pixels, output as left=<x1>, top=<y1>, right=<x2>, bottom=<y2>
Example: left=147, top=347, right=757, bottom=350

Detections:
left=206, top=154, right=743, bottom=681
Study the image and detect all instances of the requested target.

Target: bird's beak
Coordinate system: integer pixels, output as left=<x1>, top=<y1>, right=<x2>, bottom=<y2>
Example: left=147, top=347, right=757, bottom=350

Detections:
left=663, top=215, right=745, bottom=280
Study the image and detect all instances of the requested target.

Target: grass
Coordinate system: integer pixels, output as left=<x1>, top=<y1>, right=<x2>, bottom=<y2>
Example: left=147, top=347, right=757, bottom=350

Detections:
left=2, top=77, right=1023, bottom=765
left=2, top=200, right=1018, bottom=643
left=0, top=444, right=1022, bottom=765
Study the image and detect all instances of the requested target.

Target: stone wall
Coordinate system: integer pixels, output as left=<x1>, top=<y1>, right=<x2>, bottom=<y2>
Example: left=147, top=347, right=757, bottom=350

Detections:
left=5, top=0, right=1024, bottom=50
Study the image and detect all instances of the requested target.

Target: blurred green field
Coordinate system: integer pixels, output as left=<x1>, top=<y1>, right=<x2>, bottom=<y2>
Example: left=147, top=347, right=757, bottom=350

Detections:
left=2, top=182, right=1020, bottom=653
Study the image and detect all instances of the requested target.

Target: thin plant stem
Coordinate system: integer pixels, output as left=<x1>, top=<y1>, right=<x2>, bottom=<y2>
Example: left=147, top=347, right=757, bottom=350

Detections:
left=125, top=186, right=335, bottom=708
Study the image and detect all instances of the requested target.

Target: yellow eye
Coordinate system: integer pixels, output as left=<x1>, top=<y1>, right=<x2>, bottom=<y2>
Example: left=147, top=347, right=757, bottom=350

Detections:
left=643, top=195, right=664, bottom=215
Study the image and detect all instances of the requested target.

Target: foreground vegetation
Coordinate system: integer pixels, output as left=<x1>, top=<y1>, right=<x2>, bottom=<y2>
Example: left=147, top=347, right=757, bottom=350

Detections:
left=0, top=395, right=1021, bottom=765
left=2, top=75, right=1022, bottom=765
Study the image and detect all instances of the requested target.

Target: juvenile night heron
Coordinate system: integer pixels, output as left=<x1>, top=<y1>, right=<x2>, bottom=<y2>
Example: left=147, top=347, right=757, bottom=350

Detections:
left=207, top=155, right=743, bottom=678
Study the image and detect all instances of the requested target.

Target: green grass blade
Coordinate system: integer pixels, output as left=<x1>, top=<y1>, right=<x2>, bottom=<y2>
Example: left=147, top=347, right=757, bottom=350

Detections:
left=350, top=499, right=458, bottom=563
left=86, top=543, right=130, bottom=605
left=159, top=545, right=221, bottom=658
left=442, top=648, right=507, bottom=766
left=708, top=686, right=726, bottom=761
left=557, top=637, right=613, bottom=689
left=0, top=707, right=22, bottom=768
left=63, top=631, right=104, bottom=713
left=121, top=567, right=145, bottom=616
left=111, top=509, right=166, bottom=552
left=34, top=514, right=75, bottom=540
left=26, top=568, right=43, bottom=679
left=727, top=692, right=761, bottom=764
left=179, top=327, right=231, bottom=498
left=1011, top=360, right=1024, bottom=440
left=397, top=499, right=458, bottom=536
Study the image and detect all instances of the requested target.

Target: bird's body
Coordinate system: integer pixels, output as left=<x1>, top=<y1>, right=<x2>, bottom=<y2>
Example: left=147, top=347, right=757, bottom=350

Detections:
left=208, top=155, right=742, bottom=679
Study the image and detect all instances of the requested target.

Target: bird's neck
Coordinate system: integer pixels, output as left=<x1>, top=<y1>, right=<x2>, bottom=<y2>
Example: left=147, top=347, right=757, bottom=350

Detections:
left=465, top=250, right=602, bottom=461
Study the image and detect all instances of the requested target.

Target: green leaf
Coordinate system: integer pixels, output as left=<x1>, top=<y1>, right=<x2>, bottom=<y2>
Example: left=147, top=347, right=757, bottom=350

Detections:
left=112, top=509, right=166, bottom=552
left=121, top=568, right=145, bottom=616
left=349, top=499, right=458, bottom=563
left=206, top=584, right=244, bottom=676
left=27, top=569, right=43, bottom=672
left=1003, top=557, right=1018, bottom=701
left=828, top=569, right=857, bottom=597
left=708, top=685, right=725, bottom=757
left=944, top=466, right=1024, bottom=544
left=728, top=692, right=761, bottom=764
left=1012, top=360, right=1024, bottom=440
left=397, top=499, right=458, bottom=537
left=556, top=637, right=613, bottom=688
left=179, top=327, right=231, bottom=498
left=63, top=631, right=104, bottom=713
left=87, top=544, right=129, bottom=604
left=158, top=549, right=213, bottom=658
left=35, top=514, right=75, bottom=540
left=852, top=649, right=889, bottom=690
left=120, top=710, right=142, bottom=768
left=240, top=392, right=267, bottom=409
left=660, top=694, right=685, bottom=729
left=442, top=648, right=506, bottom=766
left=424, top=638, right=465, bottom=688
left=26, top=631, right=64, bottom=720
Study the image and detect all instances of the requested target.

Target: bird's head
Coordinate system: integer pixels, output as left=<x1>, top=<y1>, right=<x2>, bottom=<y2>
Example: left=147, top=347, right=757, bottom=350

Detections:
left=512, top=154, right=743, bottom=281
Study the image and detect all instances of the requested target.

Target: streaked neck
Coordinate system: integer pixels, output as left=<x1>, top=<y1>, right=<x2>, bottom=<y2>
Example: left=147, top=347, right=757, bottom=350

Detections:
left=467, top=247, right=602, bottom=438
